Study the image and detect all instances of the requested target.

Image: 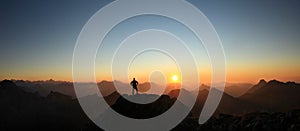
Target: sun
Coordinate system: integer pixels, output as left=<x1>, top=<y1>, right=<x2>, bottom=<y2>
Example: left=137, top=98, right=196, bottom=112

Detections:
left=172, top=75, right=178, bottom=82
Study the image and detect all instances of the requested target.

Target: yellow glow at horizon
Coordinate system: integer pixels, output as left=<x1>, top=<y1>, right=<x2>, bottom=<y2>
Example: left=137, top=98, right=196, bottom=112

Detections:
left=172, top=75, right=178, bottom=82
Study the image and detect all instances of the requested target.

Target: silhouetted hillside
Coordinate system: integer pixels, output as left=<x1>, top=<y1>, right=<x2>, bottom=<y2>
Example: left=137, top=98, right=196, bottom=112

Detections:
left=1, top=79, right=300, bottom=130
left=82, top=93, right=189, bottom=130
left=169, top=88, right=260, bottom=117
left=173, top=109, right=300, bottom=131
left=246, top=79, right=267, bottom=94
left=14, top=79, right=76, bottom=98
left=0, top=80, right=91, bottom=130
left=224, top=83, right=253, bottom=97
left=98, top=80, right=117, bottom=96
left=240, top=79, right=300, bottom=111
left=111, top=94, right=182, bottom=119
left=194, top=83, right=253, bottom=97
left=138, top=82, right=151, bottom=92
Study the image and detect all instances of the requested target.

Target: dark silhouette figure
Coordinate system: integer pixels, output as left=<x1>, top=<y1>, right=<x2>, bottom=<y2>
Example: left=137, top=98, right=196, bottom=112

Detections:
left=130, top=78, right=139, bottom=95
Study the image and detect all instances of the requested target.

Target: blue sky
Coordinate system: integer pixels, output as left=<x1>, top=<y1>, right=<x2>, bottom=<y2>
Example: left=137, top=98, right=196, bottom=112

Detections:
left=0, top=0, right=299, bottom=82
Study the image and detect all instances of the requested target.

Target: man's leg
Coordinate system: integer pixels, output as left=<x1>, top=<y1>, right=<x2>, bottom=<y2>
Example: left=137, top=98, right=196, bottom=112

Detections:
left=132, top=87, right=134, bottom=95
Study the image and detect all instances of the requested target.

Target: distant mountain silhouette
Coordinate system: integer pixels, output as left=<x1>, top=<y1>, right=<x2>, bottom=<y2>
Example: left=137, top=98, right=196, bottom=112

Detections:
left=193, top=83, right=253, bottom=97
left=167, top=88, right=193, bottom=98
left=14, top=79, right=76, bottom=98
left=138, top=82, right=151, bottom=92
left=0, top=80, right=91, bottom=130
left=224, top=83, right=253, bottom=97
left=192, top=79, right=300, bottom=115
left=169, top=88, right=259, bottom=117
left=1, top=79, right=300, bottom=130
left=246, top=79, right=267, bottom=94
left=14, top=79, right=253, bottom=99
left=103, top=91, right=121, bottom=106
left=0, top=79, right=18, bottom=88
left=0, top=80, right=125, bottom=130
left=240, top=79, right=300, bottom=112
left=163, top=83, right=181, bottom=94
left=98, top=80, right=118, bottom=96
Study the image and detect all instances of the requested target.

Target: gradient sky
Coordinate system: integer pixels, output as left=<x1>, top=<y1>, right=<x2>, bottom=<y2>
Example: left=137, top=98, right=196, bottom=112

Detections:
left=1, top=0, right=299, bottom=83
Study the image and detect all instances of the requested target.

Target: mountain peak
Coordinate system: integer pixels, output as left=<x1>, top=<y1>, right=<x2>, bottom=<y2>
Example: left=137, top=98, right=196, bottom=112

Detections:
left=268, top=79, right=283, bottom=84
left=264, top=79, right=286, bottom=88
left=286, top=81, right=297, bottom=85
left=199, top=84, right=210, bottom=91
left=258, top=79, right=267, bottom=84
left=0, top=80, right=18, bottom=89
left=245, top=79, right=267, bottom=94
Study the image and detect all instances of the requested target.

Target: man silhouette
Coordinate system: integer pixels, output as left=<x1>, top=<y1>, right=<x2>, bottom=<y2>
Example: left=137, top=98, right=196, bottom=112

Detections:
left=130, top=78, right=139, bottom=95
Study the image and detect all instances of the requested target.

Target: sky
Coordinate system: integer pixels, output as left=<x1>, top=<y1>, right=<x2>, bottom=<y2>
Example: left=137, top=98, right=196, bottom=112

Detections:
left=0, top=0, right=300, bottom=84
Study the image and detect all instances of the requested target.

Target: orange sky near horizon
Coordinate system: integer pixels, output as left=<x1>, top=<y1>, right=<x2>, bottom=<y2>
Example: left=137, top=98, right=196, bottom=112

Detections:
left=1, top=47, right=299, bottom=84
left=1, top=63, right=299, bottom=84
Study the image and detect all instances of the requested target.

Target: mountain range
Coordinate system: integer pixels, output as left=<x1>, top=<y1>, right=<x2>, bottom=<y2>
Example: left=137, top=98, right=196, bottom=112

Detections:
left=240, top=79, right=300, bottom=111
left=13, top=79, right=253, bottom=98
left=1, top=79, right=300, bottom=130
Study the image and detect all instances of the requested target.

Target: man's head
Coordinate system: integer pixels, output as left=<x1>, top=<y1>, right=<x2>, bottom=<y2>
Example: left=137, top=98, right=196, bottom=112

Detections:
left=133, top=78, right=135, bottom=80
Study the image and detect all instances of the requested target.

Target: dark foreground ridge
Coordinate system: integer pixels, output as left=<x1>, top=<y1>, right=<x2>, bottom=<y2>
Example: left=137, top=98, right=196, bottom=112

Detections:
left=84, top=94, right=300, bottom=131
left=174, top=110, right=300, bottom=131
left=0, top=80, right=90, bottom=130
left=111, top=94, right=180, bottom=119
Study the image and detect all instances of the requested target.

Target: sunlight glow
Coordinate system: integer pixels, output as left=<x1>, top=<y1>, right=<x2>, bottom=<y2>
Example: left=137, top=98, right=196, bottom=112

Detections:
left=172, top=75, right=178, bottom=82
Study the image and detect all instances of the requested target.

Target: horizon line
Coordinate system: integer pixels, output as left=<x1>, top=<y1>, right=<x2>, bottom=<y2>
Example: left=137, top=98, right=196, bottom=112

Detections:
left=2, top=78, right=300, bottom=85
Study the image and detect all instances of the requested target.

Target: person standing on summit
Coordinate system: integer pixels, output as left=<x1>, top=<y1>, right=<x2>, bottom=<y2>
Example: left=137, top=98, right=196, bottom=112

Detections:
left=130, top=78, right=139, bottom=95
